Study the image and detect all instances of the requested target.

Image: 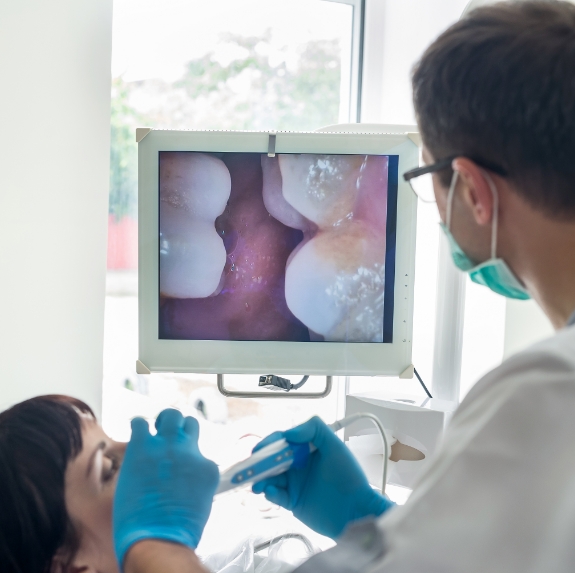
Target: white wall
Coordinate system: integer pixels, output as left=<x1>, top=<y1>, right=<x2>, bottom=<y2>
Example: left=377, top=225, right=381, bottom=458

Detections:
left=362, top=0, right=470, bottom=126
left=0, top=0, right=113, bottom=417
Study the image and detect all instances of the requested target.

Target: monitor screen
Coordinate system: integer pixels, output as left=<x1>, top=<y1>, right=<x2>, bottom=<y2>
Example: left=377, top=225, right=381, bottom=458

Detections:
left=158, top=151, right=398, bottom=344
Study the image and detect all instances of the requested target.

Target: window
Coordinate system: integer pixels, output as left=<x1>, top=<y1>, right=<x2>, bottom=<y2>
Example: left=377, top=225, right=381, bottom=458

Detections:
left=104, top=0, right=362, bottom=553
left=108, top=0, right=363, bottom=273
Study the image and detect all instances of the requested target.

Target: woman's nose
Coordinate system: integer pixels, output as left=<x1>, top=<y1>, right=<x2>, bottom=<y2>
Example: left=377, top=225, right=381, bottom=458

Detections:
left=114, top=440, right=128, bottom=461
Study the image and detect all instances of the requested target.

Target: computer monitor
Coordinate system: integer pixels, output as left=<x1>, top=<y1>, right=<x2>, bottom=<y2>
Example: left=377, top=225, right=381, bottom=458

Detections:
left=138, top=129, right=418, bottom=376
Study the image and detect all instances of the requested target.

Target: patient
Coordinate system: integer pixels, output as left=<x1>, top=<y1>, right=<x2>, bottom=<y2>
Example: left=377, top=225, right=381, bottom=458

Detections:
left=0, top=395, right=315, bottom=573
left=0, top=394, right=126, bottom=573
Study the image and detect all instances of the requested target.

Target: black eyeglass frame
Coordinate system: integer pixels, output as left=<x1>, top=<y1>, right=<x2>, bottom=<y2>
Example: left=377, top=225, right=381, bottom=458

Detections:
left=403, top=155, right=508, bottom=183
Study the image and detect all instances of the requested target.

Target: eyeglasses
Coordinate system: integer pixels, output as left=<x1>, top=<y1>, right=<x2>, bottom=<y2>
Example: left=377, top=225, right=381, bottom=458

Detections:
left=403, top=155, right=508, bottom=203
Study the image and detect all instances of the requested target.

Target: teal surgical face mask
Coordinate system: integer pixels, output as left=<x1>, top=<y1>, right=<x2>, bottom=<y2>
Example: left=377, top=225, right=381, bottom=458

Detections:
left=440, top=171, right=530, bottom=300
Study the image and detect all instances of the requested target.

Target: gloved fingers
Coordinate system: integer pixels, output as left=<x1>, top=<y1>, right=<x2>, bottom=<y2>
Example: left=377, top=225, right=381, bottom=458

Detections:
left=252, top=481, right=266, bottom=494
left=183, top=416, right=200, bottom=445
left=263, top=485, right=292, bottom=510
left=252, top=431, right=285, bottom=453
left=130, top=417, right=151, bottom=443
left=155, top=408, right=184, bottom=437
left=252, top=472, right=287, bottom=494
left=285, top=416, right=332, bottom=449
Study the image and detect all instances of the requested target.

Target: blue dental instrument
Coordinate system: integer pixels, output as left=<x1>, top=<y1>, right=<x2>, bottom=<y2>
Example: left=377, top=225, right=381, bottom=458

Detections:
left=215, top=413, right=388, bottom=495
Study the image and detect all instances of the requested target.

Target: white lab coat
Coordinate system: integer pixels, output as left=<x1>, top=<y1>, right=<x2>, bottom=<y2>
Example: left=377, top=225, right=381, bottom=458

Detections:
left=370, top=319, right=575, bottom=572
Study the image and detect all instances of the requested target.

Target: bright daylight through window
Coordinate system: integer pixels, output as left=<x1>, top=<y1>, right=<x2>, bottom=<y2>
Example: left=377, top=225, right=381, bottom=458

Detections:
left=104, top=0, right=359, bottom=557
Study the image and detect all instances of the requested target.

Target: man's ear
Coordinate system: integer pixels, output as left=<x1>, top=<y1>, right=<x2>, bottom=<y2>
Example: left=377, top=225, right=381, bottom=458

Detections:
left=452, top=157, right=495, bottom=226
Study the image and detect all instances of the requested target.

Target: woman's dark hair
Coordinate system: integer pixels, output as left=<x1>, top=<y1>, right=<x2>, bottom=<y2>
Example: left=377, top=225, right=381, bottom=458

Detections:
left=412, top=0, right=575, bottom=218
left=0, top=395, right=95, bottom=573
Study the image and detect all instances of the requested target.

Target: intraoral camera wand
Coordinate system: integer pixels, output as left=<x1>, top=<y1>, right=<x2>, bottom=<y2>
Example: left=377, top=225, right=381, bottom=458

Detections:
left=216, top=413, right=389, bottom=496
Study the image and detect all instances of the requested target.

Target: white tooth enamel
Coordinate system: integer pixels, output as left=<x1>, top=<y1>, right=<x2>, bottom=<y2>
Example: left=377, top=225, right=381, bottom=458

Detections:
left=160, top=153, right=231, bottom=298
left=261, top=155, right=311, bottom=231
left=285, top=222, right=385, bottom=342
left=281, top=154, right=386, bottom=342
left=279, top=154, right=367, bottom=226
left=160, top=152, right=231, bottom=217
left=160, top=205, right=228, bottom=298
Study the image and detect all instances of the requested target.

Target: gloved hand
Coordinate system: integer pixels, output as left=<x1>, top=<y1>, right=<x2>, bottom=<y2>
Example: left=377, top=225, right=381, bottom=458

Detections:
left=252, top=416, right=394, bottom=539
left=113, top=409, right=219, bottom=567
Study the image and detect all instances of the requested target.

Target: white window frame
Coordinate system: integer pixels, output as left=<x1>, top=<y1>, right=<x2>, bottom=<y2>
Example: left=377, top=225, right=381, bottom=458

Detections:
left=323, top=0, right=365, bottom=122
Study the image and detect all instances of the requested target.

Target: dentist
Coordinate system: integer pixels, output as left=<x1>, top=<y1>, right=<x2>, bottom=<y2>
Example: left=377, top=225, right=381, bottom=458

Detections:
left=113, top=2, right=575, bottom=572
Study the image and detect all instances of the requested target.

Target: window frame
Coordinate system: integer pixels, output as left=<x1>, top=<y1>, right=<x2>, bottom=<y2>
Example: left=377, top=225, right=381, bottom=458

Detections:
left=323, top=0, right=365, bottom=122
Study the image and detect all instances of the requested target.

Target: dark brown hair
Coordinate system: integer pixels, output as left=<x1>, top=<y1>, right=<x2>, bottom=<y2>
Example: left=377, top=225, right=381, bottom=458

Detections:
left=0, top=395, right=95, bottom=573
left=412, top=0, right=575, bottom=218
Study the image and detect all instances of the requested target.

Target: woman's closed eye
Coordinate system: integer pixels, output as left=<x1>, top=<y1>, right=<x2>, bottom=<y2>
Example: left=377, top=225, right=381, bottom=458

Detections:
left=101, top=454, right=120, bottom=484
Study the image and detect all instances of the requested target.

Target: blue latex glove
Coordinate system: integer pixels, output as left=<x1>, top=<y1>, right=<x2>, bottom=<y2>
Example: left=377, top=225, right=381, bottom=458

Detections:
left=252, top=416, right=394, bottom=539
left=113, top=409, right=219, bottom=567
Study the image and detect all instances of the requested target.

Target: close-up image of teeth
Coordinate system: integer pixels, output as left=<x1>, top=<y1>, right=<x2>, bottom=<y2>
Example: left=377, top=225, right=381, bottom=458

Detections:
left=159, top=151, right=393, bottom=343
left=274, top=153, right=389, bottom=342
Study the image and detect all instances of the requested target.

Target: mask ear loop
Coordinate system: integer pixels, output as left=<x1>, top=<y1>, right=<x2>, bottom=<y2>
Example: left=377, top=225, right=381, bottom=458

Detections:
left=446, top=170, right=459, bottom=231
left=480, top=170, right=499, bottom=259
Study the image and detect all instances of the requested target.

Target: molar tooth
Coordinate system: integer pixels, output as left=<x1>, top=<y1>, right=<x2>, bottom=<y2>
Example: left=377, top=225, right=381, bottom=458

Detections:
left=285, top=222, right=386, bottom=341
left=278, top=154, right=367, bottom=227
left=281, top=155, right=388, bottom=342
left=159, top=153, right=231, bottom=298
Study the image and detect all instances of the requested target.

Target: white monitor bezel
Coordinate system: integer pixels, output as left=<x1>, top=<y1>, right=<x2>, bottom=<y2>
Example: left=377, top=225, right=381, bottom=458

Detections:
left=138, top=129, right=418, bottom=376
